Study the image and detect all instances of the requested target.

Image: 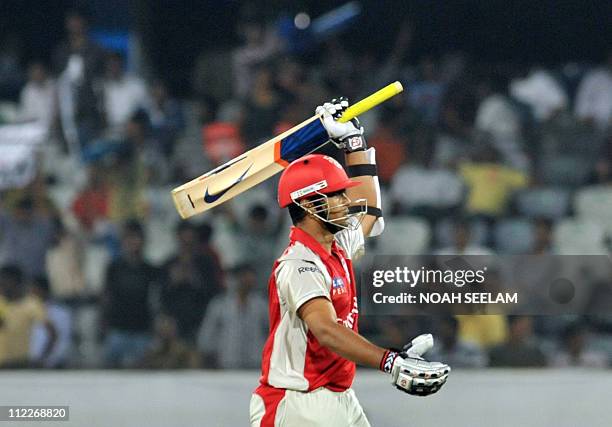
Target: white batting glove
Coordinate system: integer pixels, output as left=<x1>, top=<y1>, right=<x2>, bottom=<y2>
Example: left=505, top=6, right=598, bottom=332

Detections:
left=380, top=334, right=450, bottom=397
left=316, top=98, right=367, bottom=152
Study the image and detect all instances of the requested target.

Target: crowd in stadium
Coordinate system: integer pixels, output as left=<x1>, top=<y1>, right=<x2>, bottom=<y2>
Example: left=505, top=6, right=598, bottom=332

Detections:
left=0, top=9, right=611, bottom=370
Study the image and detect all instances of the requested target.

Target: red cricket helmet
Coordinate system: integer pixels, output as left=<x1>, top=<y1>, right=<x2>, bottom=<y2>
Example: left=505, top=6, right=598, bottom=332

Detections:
left=277, top=154, right=361, bottom=208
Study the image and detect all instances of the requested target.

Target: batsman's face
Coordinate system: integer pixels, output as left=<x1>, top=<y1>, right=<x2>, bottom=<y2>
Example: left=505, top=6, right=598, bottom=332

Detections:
left=327, top=191, right=351, bottom=226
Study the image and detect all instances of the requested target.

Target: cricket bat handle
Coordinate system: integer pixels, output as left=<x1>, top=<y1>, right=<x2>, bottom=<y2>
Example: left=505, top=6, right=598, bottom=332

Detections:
left=337, top=81, right=403, bottom=123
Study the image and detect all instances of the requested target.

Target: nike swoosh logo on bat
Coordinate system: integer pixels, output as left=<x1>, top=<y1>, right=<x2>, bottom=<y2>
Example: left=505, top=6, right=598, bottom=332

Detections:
left=203, top=164, right=253, bottom=204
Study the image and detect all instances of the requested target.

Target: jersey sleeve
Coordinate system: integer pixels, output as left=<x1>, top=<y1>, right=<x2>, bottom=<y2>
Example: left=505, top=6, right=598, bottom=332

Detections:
left=275, top=259, right=330, bottom=313
left=334, top=217, right=365, bottom=260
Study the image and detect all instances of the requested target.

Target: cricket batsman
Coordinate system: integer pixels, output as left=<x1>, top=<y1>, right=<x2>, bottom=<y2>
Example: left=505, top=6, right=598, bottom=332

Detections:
left=250, top=99, right=450, bottom=426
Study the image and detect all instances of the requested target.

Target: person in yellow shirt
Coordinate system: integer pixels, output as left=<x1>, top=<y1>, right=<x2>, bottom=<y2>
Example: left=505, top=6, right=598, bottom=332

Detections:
left=455, top=314, right=509, bottom=349
left=0, top=265, right=56, bottom=368
left=460, top=145, right=528, bottom=218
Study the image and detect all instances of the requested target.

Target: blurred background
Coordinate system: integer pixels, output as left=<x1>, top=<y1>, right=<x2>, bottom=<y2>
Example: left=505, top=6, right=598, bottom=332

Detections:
left=0, top=0, right=611, bottom=425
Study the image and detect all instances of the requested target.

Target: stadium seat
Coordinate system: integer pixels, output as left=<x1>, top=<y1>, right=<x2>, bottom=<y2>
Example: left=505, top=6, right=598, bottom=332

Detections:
left=553, top=219, right=607, bottom=254
left=515, top=187, right=571, bottom=219
left=574, top=185, right=612, bottom=225
left=375, top=216, right=430, bottom=254
left=539, top=156, right=592, bottom=187
left=493, top=219, right=535, bottom=254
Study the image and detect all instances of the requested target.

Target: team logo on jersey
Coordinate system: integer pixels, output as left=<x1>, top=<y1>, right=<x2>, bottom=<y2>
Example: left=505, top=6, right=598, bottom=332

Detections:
left=332, top=277, right=347, bottom=296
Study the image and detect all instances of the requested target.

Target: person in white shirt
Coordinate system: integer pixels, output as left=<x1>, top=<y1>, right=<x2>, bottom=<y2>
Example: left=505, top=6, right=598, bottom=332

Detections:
left=19, top=61, right=56, bottom=129
left=574, top=53, right=612, bottom=130
left=102, top=53, right=149, bottom=136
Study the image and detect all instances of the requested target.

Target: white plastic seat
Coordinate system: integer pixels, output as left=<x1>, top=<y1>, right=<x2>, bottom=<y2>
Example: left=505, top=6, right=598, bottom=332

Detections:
left=375, top=216, right=431, bottom=255
left=553, top=219, right=607, bottom=254
left=515, top=187, right=570, bottom=219
left=494, top=219, right=535, bottom=254
left=575, top=185, right=612, bottom=223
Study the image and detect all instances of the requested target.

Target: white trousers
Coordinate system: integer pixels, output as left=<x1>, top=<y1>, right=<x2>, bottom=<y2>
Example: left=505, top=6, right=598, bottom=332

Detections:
left=250, top=387, right=371, bottom=427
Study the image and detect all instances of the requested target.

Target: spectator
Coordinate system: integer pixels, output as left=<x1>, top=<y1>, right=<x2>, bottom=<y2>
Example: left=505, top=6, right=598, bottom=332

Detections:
left=29, top=277, right=72, bottom=368
left=121, top=109, right=168, bottom=185
left=435, top=219, right=494, bottom=255
left=196, top=222, right=225, bottom=287
left=390, top=139, right=464, bottom=219
left=45, top=218, right=86, bottom=300
left=140, top=314, right=199, bottom=369
left=428, top=316, right=488, bottom=368
left=240, top=65, right=282, bottom=146
left=550, top=322, right=608, bottom=368
left=489, top=315, right=547, bottom=367
left=146, top=79, right=185, bottom=156
left=102, top=220, right=157, bottom=368
left=103, top=111, right=161, bottom=222
left=160, top=222, right=222, bottom=343
left=456, top=314, right=508, bottom=350
left=574, top=52, right=612, bottom=130
left=232, top=15, right=280, bottom=99
left=587, top=134, right=612, bottom=185
left=407, top=57, right=445, bottom=125
left=71, top=164, right=110, bottom=233
left=460, top=144, right=528, bottom=220
left=510, top=68, right=568, bottom=122
left=368, top=111, right=407, bottom=185
left=0, top=197, right=56, bottom=280
left=18, top=61, right=57, bottom=129
left=102, top=53, right=149, bottom=136
left=197, top=264, right=268, bottom=368
left=225, top=203, right=282, bottom=288
left=53, top=10, right=106, bottom=147
left=474, top=74, right=528, bottom=171
left=532, top=218, right=554, bottom=255
left=0, top=265, right=56, bottom=368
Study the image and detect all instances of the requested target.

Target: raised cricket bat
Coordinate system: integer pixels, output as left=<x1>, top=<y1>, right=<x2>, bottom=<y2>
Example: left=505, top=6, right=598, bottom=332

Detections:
left=172, top=81, right=403, bottom=218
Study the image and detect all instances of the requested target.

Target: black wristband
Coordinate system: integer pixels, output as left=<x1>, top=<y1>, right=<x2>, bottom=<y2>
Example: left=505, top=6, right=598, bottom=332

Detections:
left=380, top=350, right=399, bottom=373
left=348, top=205, right=382, bottom=217
left=343, top=135, right=367, bottom=153
left=347, top=164, right=377, bottom=177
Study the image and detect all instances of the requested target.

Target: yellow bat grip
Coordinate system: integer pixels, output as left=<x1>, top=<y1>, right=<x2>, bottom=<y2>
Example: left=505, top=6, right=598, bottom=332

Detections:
left=337, top=81, right=404, bottom=123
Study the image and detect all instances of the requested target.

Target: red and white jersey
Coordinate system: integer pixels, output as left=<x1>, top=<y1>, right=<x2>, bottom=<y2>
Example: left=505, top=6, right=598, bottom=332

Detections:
left=257, top=223, right=365, bottom=393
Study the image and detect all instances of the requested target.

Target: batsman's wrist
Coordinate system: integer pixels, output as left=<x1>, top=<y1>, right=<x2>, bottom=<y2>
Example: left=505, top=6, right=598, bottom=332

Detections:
left=380, top=350, right=400, bottom=374
left=342, top=134, right=367, bottom=153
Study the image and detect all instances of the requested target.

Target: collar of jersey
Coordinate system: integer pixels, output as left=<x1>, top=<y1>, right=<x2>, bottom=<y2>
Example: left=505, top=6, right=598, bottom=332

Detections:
left=289, top=226, right=339, bottom=261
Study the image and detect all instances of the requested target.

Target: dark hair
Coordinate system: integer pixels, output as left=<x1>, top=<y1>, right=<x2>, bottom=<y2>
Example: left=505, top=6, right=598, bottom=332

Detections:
left=176, top=221, right=197, bottom=235
left=232, top=263, right=256, bottom=275
left=17, top=197, right=34, bottom=211
left=123, top=219, right=144, bottom=238
left=197, top=222, right=214, bottom=243
left=442, top=315, right=458, bottom=331
left=250, top=204, right=268, bottom=221
left=0, top=264, right=23, bottom=284
left=288, top=202, right=307, bottom=225
left=31, top=276, right=50, bottom=295
left=561, top=322, right=586, bottom=342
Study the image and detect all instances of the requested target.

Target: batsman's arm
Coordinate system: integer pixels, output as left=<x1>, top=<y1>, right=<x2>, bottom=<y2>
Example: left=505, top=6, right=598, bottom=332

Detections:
left=298, top=296, right=451, bottom=396
left=345, top=149, right=383, bottom=238
left=317, top=98, right=384, bottom=237
left=298, top=296, right=386, bottom=369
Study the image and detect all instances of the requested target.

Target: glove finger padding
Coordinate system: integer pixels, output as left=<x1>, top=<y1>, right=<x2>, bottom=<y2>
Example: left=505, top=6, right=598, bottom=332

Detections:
left=330, top=97, right=350, bottom=119
left=392, top=357, right=450, bottom=396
